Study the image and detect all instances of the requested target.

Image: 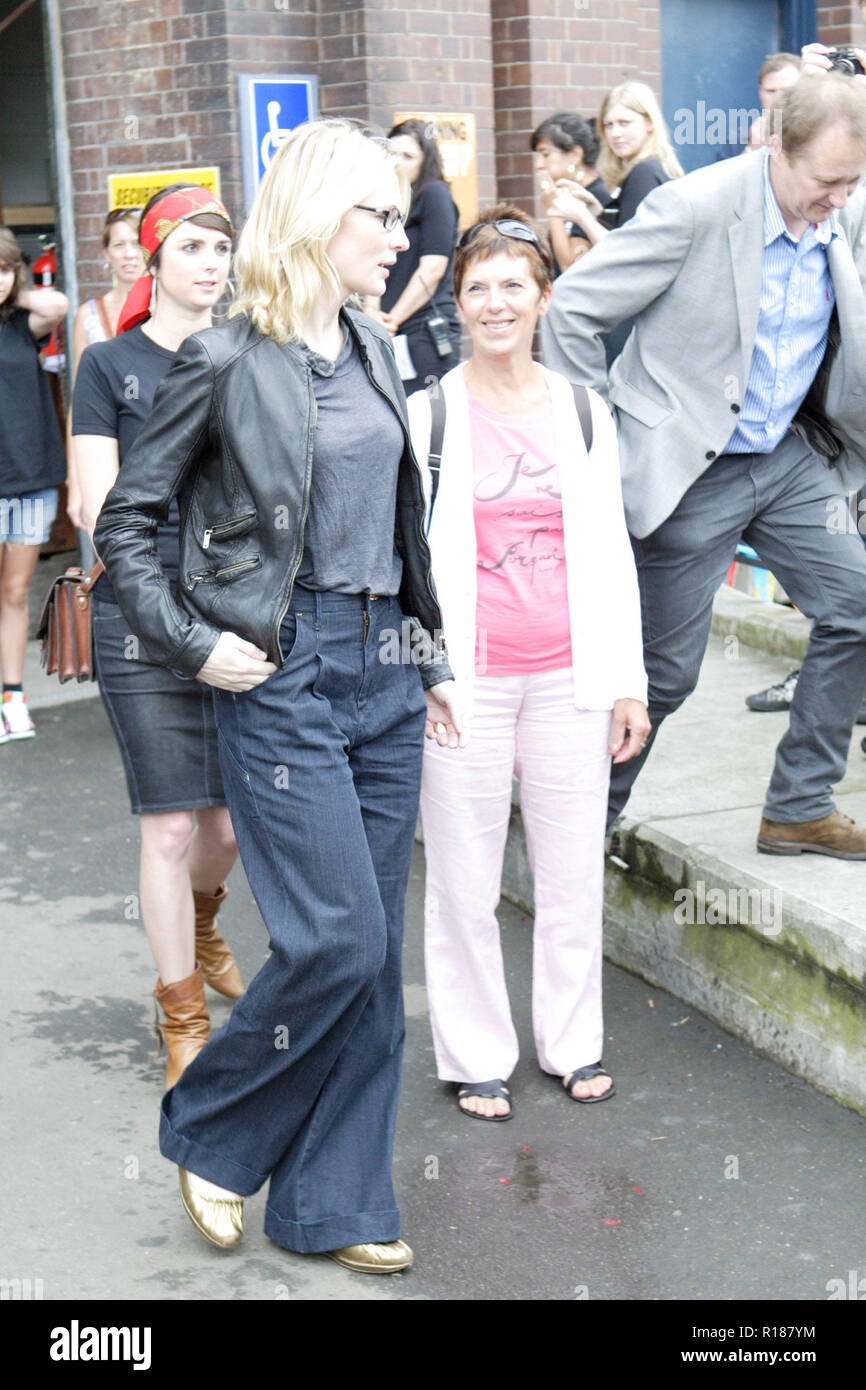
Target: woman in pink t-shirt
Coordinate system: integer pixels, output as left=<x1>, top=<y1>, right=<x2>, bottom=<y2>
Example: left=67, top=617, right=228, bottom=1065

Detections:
left=407, top=206, right=649, bottom=1118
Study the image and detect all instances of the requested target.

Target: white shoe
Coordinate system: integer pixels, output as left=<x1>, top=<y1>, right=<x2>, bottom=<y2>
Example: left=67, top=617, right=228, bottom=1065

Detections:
left=0, top=694, right=35, bottom=742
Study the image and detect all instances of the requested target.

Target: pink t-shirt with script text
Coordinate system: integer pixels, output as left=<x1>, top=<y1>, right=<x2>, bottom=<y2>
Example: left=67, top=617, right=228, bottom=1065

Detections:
left=469, top=392, right=572, bottom=675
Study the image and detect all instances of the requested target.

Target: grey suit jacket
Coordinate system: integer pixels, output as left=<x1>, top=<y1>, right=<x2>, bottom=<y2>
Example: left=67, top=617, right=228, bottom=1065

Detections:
left=542, top=152, right=866, bottom=538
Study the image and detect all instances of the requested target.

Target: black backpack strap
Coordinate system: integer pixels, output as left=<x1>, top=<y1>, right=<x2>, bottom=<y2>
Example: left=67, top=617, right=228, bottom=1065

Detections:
left=571, top=382, right=593, bottom=451
left=427, top=388, right=446, bottom=517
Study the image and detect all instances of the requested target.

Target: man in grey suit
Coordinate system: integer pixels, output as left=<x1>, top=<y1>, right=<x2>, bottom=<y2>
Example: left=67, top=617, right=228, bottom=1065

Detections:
left=543, top=74, right=866, bottom=858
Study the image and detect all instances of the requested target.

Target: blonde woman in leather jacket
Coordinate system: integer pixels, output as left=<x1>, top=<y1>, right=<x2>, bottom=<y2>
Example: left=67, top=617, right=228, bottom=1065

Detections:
left=95, top=119, right=464, bottom=1275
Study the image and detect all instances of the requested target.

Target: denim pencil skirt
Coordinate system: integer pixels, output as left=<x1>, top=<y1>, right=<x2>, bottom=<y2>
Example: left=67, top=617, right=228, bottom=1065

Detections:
left=158, top=586, right=427, bottom=1253
left=91, top=593, right=226, bottom=814
left=0, top=485, right=58, bottom=545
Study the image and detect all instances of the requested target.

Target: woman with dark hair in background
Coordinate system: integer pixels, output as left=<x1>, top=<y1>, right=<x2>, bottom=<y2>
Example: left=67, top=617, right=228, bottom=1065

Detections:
left=531, top=112, right=608, bottom=272
left=73, top=184, right=243, bottom=1090
left=0, top=226, right=68, bottom=742
left=365, top=117, right=461, bottom=394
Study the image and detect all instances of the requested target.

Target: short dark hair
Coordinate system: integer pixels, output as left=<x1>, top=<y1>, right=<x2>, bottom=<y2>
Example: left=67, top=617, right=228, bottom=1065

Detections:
left=387, top=119, right=446, bottom=195
left=453, top=204, right=554, bottom=299
left=531, top=112, right=599, bottom=167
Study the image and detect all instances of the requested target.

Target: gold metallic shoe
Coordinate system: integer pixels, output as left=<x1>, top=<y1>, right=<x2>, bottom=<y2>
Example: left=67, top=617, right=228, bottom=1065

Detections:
left=326, top=1239, right=413, bottom=1274
left=178, top=1167, right=244, bottom=1250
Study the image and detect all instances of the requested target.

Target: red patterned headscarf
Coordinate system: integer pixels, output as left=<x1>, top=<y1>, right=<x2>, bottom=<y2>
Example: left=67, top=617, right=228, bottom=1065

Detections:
left=116, top=186, right=234, bottom=334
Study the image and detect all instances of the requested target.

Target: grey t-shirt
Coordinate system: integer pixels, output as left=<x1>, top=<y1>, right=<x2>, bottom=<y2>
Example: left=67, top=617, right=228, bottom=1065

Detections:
left=295, top=328, right=404, bottom=594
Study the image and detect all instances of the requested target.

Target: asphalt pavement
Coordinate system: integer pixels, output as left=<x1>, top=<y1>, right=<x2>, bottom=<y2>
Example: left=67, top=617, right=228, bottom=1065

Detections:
left=2, top=687, right=865, bottom=1314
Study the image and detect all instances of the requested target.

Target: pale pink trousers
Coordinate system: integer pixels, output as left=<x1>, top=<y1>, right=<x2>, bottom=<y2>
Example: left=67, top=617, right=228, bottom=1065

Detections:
left=420, top=667, right=612, bottom=1081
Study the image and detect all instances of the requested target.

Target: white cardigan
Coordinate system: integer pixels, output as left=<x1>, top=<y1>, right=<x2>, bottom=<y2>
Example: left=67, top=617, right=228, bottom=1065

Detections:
left=407, top=363, right=648, bottom=712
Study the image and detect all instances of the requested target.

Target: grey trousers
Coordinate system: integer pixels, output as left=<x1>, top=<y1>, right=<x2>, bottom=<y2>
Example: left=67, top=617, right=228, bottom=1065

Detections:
left=608, top=432, right=866, bottom=828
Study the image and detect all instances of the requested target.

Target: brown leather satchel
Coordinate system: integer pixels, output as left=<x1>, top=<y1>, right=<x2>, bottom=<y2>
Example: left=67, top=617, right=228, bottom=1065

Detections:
left=37, top=561, right=105, bottom=682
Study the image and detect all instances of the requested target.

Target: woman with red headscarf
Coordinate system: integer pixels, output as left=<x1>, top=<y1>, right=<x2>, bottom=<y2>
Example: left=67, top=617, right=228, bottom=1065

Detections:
left=73, top=184, right=243, bottom=1088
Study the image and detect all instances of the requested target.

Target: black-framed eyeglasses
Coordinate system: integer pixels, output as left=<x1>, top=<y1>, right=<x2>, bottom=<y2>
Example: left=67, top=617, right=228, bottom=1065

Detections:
left=354, top=205, right=405, bottom=231
left=457, top=218, right=541, bottom=250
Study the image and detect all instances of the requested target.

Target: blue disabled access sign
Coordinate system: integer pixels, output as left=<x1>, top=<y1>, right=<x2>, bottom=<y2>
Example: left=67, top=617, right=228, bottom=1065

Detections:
left=238, top=74, right=319, bottom=211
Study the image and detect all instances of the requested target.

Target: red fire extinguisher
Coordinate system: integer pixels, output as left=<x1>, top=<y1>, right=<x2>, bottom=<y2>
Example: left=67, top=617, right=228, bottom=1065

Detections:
left=33, top=242, right=65, bottom=373
left=32, top=242, right=57, bottom=286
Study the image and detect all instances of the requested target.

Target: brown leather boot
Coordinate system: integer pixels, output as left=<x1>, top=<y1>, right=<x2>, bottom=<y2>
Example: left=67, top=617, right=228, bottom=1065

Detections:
left=757, top=810, right=866, bottom=860
left=193, top=883, right=244, bottom=998
left=153, top=967, right=210, bottom=1089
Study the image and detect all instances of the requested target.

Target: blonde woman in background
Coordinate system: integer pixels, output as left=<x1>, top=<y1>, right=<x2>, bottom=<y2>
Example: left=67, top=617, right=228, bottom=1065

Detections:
left=72, top=208, right=145, bottom=355
left=597, top=81, right=684, bottom=228
left=547, top=81, right=683, bottom=263
left=551, top=82, right=684, bottom=363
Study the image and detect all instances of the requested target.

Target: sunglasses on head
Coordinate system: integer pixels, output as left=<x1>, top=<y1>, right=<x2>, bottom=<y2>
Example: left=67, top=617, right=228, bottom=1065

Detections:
left=106, top=207, right=141, bottom=222
left=457, top=218, right=542, bottom=251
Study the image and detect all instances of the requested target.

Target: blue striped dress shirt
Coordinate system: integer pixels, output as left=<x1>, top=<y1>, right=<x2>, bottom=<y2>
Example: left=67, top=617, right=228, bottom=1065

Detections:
left=726, top=151, right=838, bottom=455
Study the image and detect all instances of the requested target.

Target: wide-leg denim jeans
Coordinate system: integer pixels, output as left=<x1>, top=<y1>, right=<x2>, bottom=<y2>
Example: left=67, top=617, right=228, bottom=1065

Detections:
left=159, top=588, right=427, bottom=1253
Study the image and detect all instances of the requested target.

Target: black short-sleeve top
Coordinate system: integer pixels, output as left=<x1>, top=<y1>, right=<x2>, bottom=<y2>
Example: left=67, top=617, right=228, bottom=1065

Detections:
left=0, top=307, right=66, bottom=495
left=73, top=325, right=180, bottom=602
left=381, top=179, right=460, bottom=335
left=601, top=156, right=669, bottom=230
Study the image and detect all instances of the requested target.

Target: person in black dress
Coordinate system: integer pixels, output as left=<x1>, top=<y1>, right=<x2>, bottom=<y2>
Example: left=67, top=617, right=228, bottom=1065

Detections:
left=0, top=226, right=68, bottom=742
left=364, top=118, right=461, bottom=394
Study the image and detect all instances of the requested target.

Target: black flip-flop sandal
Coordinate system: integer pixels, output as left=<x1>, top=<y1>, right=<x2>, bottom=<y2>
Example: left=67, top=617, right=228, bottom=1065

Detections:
left=456, top=1078, right=514, bottom=1122
left=562, top=1063, right=616, bottom=1104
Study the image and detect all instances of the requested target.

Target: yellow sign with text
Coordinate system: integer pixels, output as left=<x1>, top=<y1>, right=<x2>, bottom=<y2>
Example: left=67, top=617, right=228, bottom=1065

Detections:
left=107, top=167, right=222, bottom=211
left=392, top=114, right=477, bottom=229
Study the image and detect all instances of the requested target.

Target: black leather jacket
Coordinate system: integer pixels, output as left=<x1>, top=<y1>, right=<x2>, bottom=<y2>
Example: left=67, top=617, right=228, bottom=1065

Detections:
left=94, top=307, right=452, bottom=687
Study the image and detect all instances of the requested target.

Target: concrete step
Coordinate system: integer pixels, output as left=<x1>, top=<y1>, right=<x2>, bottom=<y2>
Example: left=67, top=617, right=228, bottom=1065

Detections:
left=491, top=617, right=866, bottom=1115
left=711, top=583, right=809, bottom=662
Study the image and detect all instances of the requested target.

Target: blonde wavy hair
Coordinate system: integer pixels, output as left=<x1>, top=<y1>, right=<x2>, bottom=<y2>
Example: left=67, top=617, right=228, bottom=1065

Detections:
left=597, top=81, right=684, bottom=188
left=230, top=119, right=409, bottom=343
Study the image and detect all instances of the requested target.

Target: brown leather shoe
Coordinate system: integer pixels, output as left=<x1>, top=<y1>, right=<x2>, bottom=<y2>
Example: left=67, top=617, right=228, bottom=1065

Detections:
left=757, top=811, right=866, bottom=860
left=193, top=883, right=244, bottom=998
left=153, top=966, right=210, bottom=1089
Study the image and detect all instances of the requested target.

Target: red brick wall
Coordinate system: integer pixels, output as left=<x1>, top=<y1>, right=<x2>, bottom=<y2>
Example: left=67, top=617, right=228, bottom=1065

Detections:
left=62, top=0, right=667, bottom=302
left=817, top=3, right=866, bottom=46
left=492, top=0, right=662, bottom=208
left=62, top=0, right=224, bottom=299
left=62, top=0, right=319, bottom=300
left=315, top=0, right=497, bottom=210
left=316, top=0, right=367, bottom=120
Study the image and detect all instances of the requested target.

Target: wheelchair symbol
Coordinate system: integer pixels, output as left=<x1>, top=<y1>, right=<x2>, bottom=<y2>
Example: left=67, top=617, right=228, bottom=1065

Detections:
left=260, top=101, right=292, bottom=169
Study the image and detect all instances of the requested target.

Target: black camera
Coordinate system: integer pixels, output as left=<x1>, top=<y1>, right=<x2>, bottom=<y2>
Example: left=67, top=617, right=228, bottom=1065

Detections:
left=826, top=46, right=865, bottom=77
